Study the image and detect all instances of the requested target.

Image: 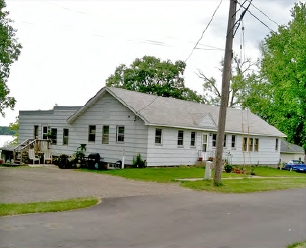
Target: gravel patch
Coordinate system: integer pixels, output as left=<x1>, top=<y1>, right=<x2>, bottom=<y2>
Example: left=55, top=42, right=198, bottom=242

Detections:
left=0, top=166, right=190, bottom=203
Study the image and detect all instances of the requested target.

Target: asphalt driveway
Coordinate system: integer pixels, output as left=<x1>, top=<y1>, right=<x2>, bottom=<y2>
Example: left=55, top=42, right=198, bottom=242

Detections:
left=0, top=166, right=189, bottom=203
left=0, top=166, right=305, bottom=248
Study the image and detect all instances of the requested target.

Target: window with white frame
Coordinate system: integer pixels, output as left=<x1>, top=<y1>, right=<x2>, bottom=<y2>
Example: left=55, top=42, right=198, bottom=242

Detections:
left=42, top=125, right=50, bottom=140
left=243, top=137, right=248, bottom=151
left=254, top=138, right=259, bottom=152
left=155, top=128, right=162, bottom=144
left=63, top=128, right=69, bottom=145
left=34, top=125, right=39, bottom=139
left=212, top=134, right=227, bottom=147
left=231, top=135, right=236, bottom=148
left=212, top=134, right=217, bottom=147
left=223, top=135, right=227, bottom=147
left=50, top=128, right=57, bottom=145
left=190, top=131, right=196, bottom=146
left=102, top=125, right=109, bottom=144
left=177, top=130, right=184, bottom=146
left=88, top=125, right=96, bottom=142
left=275, top=138, right=278, bottom=151
left=117, top=126, right=125, bottom=142
left=248, top=138, right=254, bottom=151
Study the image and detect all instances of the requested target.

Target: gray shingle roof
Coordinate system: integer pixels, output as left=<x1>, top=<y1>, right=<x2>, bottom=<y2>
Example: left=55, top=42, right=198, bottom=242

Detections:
left=68, top=87, right=286, bottom=137
left=281, top=139, right=304, bottom=153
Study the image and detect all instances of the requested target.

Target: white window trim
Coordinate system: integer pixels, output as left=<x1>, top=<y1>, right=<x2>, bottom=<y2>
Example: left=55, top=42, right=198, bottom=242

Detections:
left=177, top=130, right=184, bottom=147
left=155, top=128, right=162, bottom=145
left=116, top=125, right=125, bottom=143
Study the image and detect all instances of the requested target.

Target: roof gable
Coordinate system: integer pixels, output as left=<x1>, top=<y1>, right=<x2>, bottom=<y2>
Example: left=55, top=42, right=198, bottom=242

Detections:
left=67, top=87, right=286, bottom=137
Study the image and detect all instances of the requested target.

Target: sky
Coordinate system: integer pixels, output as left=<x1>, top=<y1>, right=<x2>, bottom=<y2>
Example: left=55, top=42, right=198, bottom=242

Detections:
left=0, top=0, right=297, bottom=126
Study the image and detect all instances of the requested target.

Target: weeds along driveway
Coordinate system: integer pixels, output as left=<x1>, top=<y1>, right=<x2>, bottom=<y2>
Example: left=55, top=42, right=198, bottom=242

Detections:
left=0, top=166, right=190, bottom=203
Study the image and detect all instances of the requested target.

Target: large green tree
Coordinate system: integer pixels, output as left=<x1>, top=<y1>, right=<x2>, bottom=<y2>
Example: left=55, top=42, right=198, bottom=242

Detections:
left=247, top=2, right=306, bottom=152
left=198, top=55, right=258, bottom=107
left=106, top=56, right=203, bottom=102
left=0, top=0, right=22, bottom=117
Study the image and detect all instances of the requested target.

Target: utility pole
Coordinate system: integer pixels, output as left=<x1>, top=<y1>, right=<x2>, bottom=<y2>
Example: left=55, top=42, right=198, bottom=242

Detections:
left=214, top=0, right=237, bottom=185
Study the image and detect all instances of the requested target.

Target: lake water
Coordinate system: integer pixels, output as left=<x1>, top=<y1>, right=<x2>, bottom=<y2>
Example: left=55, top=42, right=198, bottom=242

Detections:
left=0, top=135, right=13, bottom=147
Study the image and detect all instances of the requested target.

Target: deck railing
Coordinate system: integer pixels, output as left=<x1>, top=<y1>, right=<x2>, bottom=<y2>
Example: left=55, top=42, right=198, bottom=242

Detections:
left=13, top=139, right=50, bottom=163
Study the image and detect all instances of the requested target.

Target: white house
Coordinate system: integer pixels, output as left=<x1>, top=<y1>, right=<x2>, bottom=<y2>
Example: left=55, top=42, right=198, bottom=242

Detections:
left=17, top=87, right=286, bottom=166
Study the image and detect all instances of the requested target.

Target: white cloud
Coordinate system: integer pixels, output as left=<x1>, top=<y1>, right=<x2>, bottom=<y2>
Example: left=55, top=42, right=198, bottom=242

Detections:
left=1, top=0, right=296, bottom=125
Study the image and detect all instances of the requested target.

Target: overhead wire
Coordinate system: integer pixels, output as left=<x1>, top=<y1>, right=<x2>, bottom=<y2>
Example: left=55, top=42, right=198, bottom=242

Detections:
left=185, top=0, right=223, bottom=62
left=248, top=1, right=279, bottom=26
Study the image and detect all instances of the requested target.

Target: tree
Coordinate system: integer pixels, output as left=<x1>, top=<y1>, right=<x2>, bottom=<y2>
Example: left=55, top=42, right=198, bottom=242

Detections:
left=247, top=2, right=306, bottom=154
left=106, top=56, right=203, bottom=102
left=197, top=55, right=258, bottom=107
left=0, top=0, right=22, bottom=117
left=8, top=116, right=18, bottom=144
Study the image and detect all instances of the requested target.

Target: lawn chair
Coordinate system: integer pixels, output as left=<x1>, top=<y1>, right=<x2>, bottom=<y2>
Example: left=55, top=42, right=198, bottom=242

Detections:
left=44, top=149, right=52, bottom=164
left=28, top=149, right=40, bottom=164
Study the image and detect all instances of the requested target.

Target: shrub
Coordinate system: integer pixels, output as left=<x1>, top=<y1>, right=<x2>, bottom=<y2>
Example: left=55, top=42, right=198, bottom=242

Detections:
left=224, top=163, right=233, bottom=173
left=132, top=153, right=147, bottom=168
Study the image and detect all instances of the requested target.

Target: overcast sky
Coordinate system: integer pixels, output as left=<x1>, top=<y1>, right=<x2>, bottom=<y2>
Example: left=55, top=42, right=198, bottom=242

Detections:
left=1, top=0, right=296, bottom=126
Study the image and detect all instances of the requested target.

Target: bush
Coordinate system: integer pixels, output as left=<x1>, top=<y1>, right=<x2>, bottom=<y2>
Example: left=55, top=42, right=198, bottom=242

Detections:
left=132, top=154, right=147, bottom=168
left=224, top=163, right=233, bottom=173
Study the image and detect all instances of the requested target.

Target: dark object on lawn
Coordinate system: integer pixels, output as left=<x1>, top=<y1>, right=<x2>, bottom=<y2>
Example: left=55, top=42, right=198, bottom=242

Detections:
left=57, top=154, right=71, bottom=169
left=224, top=163, right=233, bottom=173
left=87, top=153, right=106, bottom=170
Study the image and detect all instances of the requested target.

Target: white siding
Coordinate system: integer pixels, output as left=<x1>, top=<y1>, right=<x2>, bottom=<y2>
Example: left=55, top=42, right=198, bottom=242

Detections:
left=220, top=134, right=280, bottom=166
left=60, top=93, right=148, bottom=164
left=147, top=126, right=200, bottom=166
left=146, top=128, right=281, bottom=166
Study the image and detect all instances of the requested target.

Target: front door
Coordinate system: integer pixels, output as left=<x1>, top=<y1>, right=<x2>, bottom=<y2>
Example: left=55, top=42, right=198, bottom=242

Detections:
left=202, top=133, right=208, bottom=160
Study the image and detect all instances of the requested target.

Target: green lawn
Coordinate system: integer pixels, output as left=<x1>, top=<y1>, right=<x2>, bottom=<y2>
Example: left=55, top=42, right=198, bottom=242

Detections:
left=79, top=166, right=306, bottom=193
left=288, top=241, right=306, bottom=248
left=80, top=166, right=306, bottom=183
left=180, top=178, right=306, bottom=193
left=0, top=197, right=98, bottom=217
left=79, top=167, right=245, bottom=183
left=253, top=166, right=306, bottom=177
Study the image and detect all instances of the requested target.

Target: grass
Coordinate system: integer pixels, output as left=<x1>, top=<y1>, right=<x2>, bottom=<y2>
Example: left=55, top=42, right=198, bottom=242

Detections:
left=288, top=241, right=306, bottom=248
left=79, top=166, right=306, bottom=193
left=80, top=166, right=306, bottom=183
left=79, top=166, right=244, bottom=183
left=0, top=197, right=99, bottom=217
left=252, top=166, right=306, bottom=177
left=181, top=178, right=306, bottom=193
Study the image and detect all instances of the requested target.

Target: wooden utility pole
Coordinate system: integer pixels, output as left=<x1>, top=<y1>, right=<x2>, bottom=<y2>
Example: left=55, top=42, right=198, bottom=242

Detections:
left=214, top=0, right=237, bottom=185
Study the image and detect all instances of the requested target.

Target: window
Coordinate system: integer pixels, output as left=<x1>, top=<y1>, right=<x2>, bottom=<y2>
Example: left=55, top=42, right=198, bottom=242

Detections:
left=231, top=135, right=236, bottom=148
left=212, top=134, right=227, bottom=147
left=177, top=130, right=184, bottom=146
left=155, top=128, right=162, bottom=144
left=42, top=125, right=49, bottom=140
left=63, top=128, right=69, bottom=145
left=50, top=128, right=57, bottom=145
left=275, top=138, right=278, bottom=151
left=88, top=125, right=96, bottom=142
left=212, top=134, right=217, bottom=147
left=117, top=126, right=125, bottom=142
left=243, top=137, right=248, bottom=151
left=102, top=126, right=109, bottom=144
left=223, top=135, right=227, bottom=147
left=190, top=132, right=196, bottom=146
left=249, top=138, right=254, bottom=151
left=34, top=125, right=39, bottom=139
left=254, top=138, right=259, bottom=152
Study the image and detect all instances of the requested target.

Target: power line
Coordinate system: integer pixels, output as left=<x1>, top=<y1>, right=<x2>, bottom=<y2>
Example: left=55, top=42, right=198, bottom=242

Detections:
left=185, top=0, right=223, bottom=62
left=249, top=1, right=279, bottom=27
left=246, top=8, right=274, bottom=32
